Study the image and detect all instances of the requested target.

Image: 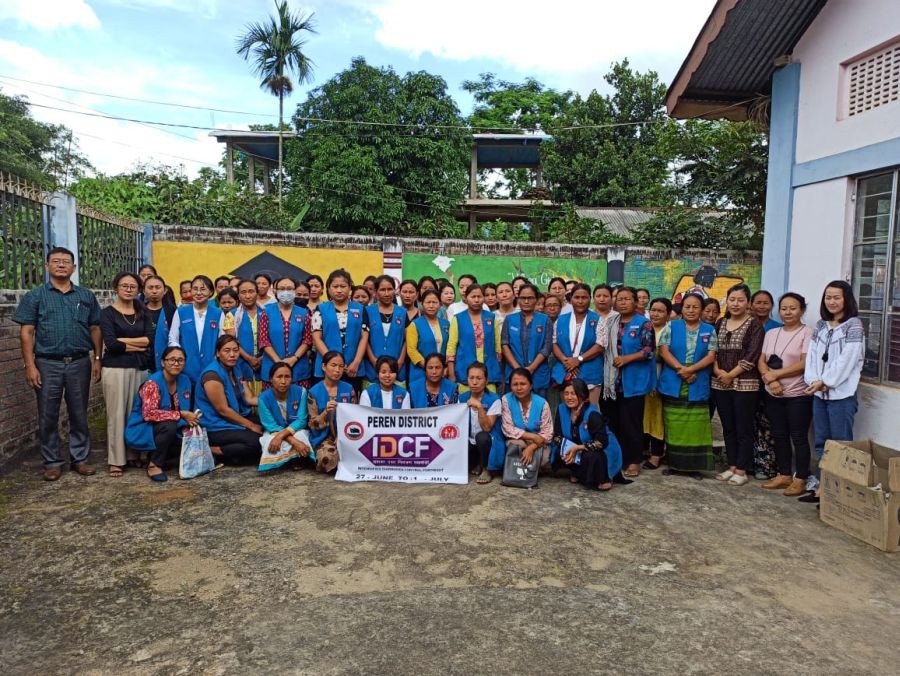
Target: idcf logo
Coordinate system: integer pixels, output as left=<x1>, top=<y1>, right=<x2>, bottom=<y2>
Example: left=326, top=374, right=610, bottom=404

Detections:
left=360, top=434, right=444, bottom=467
left=439, top=425, right=459, bottom=440
left=344, top=421, right=365, bottom=441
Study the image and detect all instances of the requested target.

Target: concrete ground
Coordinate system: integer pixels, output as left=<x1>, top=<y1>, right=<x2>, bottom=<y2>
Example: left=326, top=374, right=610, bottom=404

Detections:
left=1, top=451, right=897, bottom=676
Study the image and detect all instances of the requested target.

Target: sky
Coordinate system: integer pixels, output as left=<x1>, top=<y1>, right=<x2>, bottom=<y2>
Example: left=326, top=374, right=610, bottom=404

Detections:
left=0, top=0, right=717, bottom=178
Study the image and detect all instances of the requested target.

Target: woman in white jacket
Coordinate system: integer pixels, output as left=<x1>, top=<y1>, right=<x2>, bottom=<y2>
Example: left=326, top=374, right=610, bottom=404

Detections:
left=802, top=281, right=865, bottom=503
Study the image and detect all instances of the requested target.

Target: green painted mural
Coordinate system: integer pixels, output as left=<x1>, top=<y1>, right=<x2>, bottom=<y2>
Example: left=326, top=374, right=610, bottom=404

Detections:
left=403, top=253, right=607, bottom=290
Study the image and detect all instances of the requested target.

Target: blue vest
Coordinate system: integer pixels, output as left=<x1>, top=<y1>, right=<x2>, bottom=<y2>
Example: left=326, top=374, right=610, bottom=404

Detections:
left=364, top=304, right=407, bottom=382
left=314, top=301, right=365, bottom=377
left=175, top=304, right=222, bottom=384
left=504, top=312, right=551, bottom=391
left=410, top=379, right=458, bottom=408
left=619, top=315, right=656, bottom=397
left=261, top=303, right=310, bottom=383
left=308, top=380, right=355, bottom=449
left=556, top=404, right=622, bottom=478
left=657, top=320, right=714, bottom=401
left=504, top=392, right=547, bottom=434
left=258, top=385, right=307, bottom=429
left=454, top=311, right=502, bottom=384
left=151, top=304, right=176, bottom=372
left=764, top=318, right=784, bottom=332
left=551, top=311, right=604, bottom=385
left=235, top=307, right=261, bottom=381
left=408, top=315, right=449, bottom=385
left=459, top=389, right=505, bottom=471
left=364, top=383, right=408, bottom=409
left=195, top=360, right=250, bottom=432
left=124, top=371, right=193, bottom=452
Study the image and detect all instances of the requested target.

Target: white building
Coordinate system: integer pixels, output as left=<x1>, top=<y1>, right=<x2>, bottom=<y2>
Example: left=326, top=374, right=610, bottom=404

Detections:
left=667, top=0, right=900, bottom=445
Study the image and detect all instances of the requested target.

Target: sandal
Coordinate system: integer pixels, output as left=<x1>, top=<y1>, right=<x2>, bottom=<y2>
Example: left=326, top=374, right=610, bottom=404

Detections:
left=146, top=464, right=167, bottom=483
left=476, top=471, right=493, bottom=484
left=623, top=466, right=640, bottom=478
left=470, top=465, right=482, bottom=476
left=642, top=459, right=661, bottom=470
left=598, top=482, right=613, bottom=491
left=108, top=465, right=125, bottom=478
left=569, top=475, right=580, bottom=484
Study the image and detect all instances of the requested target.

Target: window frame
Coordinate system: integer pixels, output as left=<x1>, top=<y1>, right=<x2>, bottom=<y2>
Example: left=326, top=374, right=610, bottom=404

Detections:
left=852, top=168, right=900, bottom=387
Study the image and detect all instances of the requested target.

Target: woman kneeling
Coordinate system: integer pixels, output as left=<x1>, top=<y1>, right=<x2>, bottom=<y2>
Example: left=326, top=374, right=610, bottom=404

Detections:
left=257, top=362, right=313, bottom=472
left=501, top=367, right=553, bottom=470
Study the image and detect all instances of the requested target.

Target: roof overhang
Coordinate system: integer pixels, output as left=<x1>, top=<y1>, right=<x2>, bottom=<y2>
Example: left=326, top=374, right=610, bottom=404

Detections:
left=472, top=133, right=551, bottom=169
left=209, top=130, right=298, bottom=164
left=666, top=0, right=827, bottom=120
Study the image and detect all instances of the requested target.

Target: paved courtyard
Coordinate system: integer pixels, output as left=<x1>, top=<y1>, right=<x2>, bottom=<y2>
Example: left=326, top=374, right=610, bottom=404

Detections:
left=1, top=452, right=897, bottom=675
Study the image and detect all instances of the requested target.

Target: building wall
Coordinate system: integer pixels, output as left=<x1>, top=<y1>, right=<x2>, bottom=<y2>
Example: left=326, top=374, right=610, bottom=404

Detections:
left=793, top=0, right=900, bottom=164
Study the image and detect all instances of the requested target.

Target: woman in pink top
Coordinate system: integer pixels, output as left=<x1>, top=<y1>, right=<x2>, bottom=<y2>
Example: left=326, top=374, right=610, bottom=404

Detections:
left=757, top=292, right=813, bottom=496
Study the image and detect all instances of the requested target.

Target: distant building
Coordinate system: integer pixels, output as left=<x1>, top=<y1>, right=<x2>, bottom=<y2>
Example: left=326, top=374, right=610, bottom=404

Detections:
left=667, top=0, right=900, bottom=444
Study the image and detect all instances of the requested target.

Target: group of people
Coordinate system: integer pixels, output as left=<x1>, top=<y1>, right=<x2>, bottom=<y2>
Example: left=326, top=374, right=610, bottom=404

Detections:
left=15, top=247, right=865, bottom=503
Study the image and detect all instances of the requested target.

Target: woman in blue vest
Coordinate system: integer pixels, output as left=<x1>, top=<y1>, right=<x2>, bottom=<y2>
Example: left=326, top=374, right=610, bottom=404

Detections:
left=260, top=277, right=312, bottom=388
left=501, top=283, right=552, bottom=397
left=607, top=287, right=657, bottom=477
left=552, top=283, right=606, bottom=405
left=308, top=351, right=356, bottom=473
left=658, top=292, right=718, bottom=476
left=195, top=335, right=262, bottom=464
left=364, top=275, right=408, bottom=385
left=459, top=362, right=504, bottom=484
left=406, top=290, right=449, bottom=387
left=229, top=279, right=264, bottom=395
left=257, top=362, right=312, bottom=472
left=447, top=284, right=502, bottom=391
left=311, top=269, right=369, bottom=394
left=360, top=355, right=410, bottom=409
left=554, top=378, right=624, bottom=491
left=411, top=353, right=458, bottom=407
left=501, top=367, right=553, bottom=470
left=167, top=274, right=224, bottom=384
left=125, top=346, right=199, bottom=482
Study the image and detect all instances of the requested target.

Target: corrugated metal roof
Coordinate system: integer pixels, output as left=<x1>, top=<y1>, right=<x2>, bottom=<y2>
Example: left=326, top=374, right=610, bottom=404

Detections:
left=667, top=0, right=827, bottom=119
left=575, top=208, right=726, bottom=236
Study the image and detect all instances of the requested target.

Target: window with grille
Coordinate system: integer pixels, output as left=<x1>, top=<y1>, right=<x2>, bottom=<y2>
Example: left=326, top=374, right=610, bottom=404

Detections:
left=852, top=171, right=900, bottom=385
left=845, top=42, right=900, bottom=117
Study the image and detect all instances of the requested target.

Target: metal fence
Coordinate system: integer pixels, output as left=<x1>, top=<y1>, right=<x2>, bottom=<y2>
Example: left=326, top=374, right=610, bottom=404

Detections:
left=0, top=171, right=144, bottom=290
left=76, top=205, right=144, bottom=289
left=0, top=172, right=48, bottom=289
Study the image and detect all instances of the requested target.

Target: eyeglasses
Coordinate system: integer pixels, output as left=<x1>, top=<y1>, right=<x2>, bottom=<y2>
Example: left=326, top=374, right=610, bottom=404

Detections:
left=164, top=357, right=186, bottom=365
left=48, top=259, right=73, bottom=265
left=119, top=284, right=139, bottom=291
left=518, top=295, right=537, bottom=301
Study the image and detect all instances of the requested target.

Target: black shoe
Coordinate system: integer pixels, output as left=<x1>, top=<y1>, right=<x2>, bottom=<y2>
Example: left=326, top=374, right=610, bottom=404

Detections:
left=798, top=493, right=820, bottom=504
left=642, top=459, right=661, bottom=470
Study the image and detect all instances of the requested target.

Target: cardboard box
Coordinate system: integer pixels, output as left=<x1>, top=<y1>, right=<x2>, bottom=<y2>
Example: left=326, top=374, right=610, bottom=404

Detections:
left=819, top=439, right=900, bottom=552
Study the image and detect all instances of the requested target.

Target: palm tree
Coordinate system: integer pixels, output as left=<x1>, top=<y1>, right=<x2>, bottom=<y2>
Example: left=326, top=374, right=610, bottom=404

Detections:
left=236, top=0, right=315, bottom=205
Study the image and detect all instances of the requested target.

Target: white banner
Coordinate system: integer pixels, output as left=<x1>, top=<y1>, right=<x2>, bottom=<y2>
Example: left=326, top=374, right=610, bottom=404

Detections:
left=335, top=403, right=469, bottom=484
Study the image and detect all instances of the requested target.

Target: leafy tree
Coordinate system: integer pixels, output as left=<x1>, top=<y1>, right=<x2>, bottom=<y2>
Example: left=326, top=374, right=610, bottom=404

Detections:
left=542, top=60, right=676, bottom=207
left=0, top=90, right=93, bottom=188
left=542, top=203, right=630, bottom=245
left=628, top=206, right=752, bottom=250
left=462, top=74, right=572, bottom=198
left=671, top=119, right=767, bottom=245
left=236, top=0, right=316, bottom=204
left=285, top=57, right=470, bottom=235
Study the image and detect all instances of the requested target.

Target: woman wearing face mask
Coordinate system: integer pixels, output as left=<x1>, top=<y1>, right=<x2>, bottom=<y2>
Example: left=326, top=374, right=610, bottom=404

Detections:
left=364, top=275, right=407, bottom=387
left=447, top=284, right=502, bottom=392
left=758, top=292, right=813, bottom=496
left=168, top=274, right=224, bottom=385
left=308, top=351, right=355, bottom=473
left=801, top=281, right=865, bottom=504
left=312, top=269, right=369, bottom=394
left=294, top=281, right=311, bottom=308
left=712, top=283, right=765, bottom=486
left=657, top=293, right=717, bottom=477
left=260, top=277, right=312, bottom=389
left=406, top=290, right=449, bottom=387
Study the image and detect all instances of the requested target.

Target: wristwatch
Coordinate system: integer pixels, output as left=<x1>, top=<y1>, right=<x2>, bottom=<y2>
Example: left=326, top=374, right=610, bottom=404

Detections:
left=577, top=355, right=584, bottom=363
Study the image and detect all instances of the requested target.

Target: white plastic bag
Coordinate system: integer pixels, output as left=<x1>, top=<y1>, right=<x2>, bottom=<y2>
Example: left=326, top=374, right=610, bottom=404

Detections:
left=179, top=426, right=215, bottom=479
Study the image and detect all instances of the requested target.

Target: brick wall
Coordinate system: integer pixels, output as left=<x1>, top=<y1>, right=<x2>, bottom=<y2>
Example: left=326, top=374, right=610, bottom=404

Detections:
left=0, top=289, right=114, bottom=469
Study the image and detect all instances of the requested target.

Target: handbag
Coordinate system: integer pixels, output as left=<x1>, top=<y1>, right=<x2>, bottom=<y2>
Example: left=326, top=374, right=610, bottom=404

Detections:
left=179, top=426, right=215, bottom=479
left=500, top=443, right=541, bottom=489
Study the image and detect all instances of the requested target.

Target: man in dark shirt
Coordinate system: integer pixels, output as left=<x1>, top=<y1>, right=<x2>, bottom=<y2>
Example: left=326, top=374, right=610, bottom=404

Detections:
left=13, top=247, right=103, bottom=480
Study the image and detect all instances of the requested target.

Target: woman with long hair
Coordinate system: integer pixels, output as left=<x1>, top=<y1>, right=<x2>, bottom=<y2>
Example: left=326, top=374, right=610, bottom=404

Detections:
left=410, top=353, right=459, bottom=407
left=501, top=367, right=553, bottom=473
left=406, top=289, right=449, bottom=387
left=167, top=274, right=224, bottom=384
left=308, top=351, right=356, bottom=473
left=459, top=362, right=504, bottom=484
left=447, top=284, right=502, bottom=392
left=363, top=275, right=407, bottom=386
left=257, top=361, right=312, bottom=471
left=552, top=283, right=606, bottom=407
left=311, top=269, right=369, bottom=394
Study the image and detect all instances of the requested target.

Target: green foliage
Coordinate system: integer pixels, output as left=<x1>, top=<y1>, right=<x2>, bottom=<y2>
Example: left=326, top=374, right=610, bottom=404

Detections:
left=542, top=203, right=630, bottom=245
left=542, top=60, right=676, bottom=208
left=70, top=164, right=293, bottom=229
left=0, top=90, right=93, bottom=188
left=285, top=57, right=469, bottom=234
left=628, top=206, right=753, bottom=250
left=670, top=119, right=768, bottom=243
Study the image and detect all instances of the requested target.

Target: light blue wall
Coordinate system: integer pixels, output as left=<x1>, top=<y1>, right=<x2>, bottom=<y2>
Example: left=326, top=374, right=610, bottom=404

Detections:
left=792, top=137, right=900, bottom=187
left=760, top=63, right=801, bottom=296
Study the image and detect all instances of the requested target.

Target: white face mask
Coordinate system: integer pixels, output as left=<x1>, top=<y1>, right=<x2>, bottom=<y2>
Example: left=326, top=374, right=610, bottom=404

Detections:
left=276, top=291, right=295, bottom=305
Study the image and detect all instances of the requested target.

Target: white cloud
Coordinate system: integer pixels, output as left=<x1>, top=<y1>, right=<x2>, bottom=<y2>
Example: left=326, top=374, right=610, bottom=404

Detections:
left=0, top=0, right=100, bottom=31
left=362, top=0, right=715, bottom=77
left=98, top=0, right=221, bottom=17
